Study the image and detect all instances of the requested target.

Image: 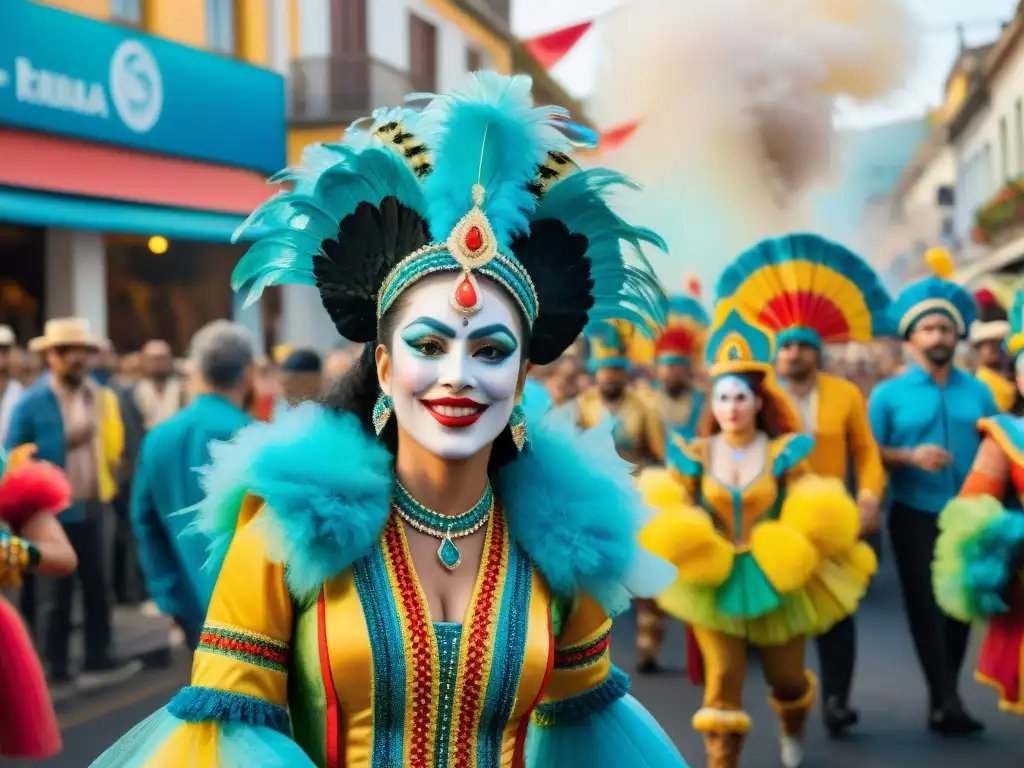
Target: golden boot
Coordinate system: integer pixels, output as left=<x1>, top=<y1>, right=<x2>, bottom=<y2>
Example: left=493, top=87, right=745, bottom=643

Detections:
left=692, top=708, right=751, bottom=768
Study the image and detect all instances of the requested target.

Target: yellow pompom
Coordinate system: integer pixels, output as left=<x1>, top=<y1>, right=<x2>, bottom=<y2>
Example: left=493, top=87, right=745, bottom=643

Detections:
left=749, top=521, right=820, bottom=593
left=639, top=506, right=735, bottom=587
left=925, top=247, right=955, bottom=280
left=845, top=540, right=879, bottom=577
left=4, top=443, right=38, bottom=476
left=779, top=475, right=860, bottom=557
left=636, top=467, right=687, bottom=509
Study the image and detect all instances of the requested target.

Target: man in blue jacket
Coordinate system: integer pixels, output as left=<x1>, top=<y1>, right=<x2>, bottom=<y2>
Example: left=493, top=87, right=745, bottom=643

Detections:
left=131, top=321, right=255, bottom=649
left=869, top=266, right=997, bottom=736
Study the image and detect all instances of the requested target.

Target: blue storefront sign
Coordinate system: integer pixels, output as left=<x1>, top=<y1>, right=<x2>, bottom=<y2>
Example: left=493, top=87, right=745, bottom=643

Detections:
left=0, top=0, right=286, bottom=174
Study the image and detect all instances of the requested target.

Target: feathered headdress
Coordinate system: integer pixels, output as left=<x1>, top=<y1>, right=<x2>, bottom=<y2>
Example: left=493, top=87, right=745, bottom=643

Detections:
left=585, top=319, right=635, bottom=370
left=715, top=232, right=893, bottom=349
left=891, top=247, right=974, bottom=339
left=655, top=275, right=711, bottom=363
left=232, top=72, right=667, bottom=365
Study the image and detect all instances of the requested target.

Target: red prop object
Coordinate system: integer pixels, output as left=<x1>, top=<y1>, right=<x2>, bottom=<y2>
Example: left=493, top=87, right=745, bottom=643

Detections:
left=0, top=461, right=72, bottom=528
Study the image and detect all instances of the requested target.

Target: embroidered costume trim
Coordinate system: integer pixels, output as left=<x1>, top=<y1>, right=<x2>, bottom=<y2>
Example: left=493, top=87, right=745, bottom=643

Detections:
left=197, top=623, right=290, bottom=674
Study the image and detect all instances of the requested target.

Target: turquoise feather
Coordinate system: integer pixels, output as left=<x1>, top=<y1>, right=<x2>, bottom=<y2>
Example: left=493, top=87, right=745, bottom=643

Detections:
left=422, top=72, right=569, bottom=249
left=230, top=70, right=666, bottom=341
left=668, top=296, right=709, bottom=328
left=1012, top=289, right=1024, bottom=337
left=230, top=146, right=425, bottom=307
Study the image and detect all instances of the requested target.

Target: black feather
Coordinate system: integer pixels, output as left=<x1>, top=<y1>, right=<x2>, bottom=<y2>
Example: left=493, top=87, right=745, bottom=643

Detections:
left=314, top=196, right=430, bottom=343
left=511, top=219, right=594, bottom=364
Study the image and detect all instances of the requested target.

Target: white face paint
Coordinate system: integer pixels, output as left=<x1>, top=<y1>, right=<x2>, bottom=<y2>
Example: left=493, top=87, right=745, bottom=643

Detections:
left=382, top=274, right=525, bottom=459
left=711, top=375, right=759, bottom=434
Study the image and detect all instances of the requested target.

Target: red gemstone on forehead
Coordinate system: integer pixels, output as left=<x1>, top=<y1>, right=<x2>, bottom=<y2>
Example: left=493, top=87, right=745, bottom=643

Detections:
left=465, top=225, right=483, bottom=252
left=455, top=276, right=478, bottom=308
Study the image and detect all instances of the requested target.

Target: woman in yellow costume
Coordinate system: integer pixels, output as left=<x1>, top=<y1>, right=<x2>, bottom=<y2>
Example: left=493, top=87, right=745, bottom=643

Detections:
left=91, top=73, right=688, bottom=768
left=934, top=288, right=1024, bottom=715
left=639, top=302, right=877, bottom=768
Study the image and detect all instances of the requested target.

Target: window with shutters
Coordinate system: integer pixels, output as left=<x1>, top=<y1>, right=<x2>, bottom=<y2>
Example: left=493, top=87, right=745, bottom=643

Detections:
left=409, top=14, right=438, bottom=92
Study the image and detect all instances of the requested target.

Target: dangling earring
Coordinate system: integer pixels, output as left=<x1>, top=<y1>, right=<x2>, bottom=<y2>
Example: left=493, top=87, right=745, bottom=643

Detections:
left=373, top=392, right=393, bottom=436
left=509, top=404, right=528, bottom=452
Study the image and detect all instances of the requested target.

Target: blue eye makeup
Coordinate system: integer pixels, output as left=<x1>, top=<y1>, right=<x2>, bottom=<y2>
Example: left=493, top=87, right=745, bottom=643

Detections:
left=400, top=321, right=452, bottom=356
left=467, top=323, right=519, bottom=364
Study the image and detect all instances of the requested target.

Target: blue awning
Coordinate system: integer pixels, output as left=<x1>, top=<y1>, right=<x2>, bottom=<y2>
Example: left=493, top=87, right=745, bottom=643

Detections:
left=0, top=186, right=262, bottom=242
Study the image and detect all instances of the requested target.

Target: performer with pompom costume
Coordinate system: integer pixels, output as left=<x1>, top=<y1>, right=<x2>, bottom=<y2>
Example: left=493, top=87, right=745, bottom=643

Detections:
left=0, top=444, right=76, bottom=761
left=934, top=287, right=1024, bottom=717
left=91, top=72, right=689, bottom=768
left=970, top=284, right=1015, bottom=412
left=638, top=298, right=876, bottom=768
left=869, top=251, right=998, bottom=735
left=715, top=232, right=889, bottom=735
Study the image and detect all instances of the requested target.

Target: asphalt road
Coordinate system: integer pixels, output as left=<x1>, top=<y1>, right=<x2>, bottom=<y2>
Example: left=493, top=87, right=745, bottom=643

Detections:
left=40, top=557, right=1023, bottom=768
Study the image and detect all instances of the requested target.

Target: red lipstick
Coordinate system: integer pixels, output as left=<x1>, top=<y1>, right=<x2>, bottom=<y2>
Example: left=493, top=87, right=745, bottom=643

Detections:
left=420, top=397, right=488, bottom=428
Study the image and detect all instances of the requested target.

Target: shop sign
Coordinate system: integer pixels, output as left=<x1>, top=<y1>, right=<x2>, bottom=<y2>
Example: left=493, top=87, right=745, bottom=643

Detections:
left=0, top=0, right=285, bottom=174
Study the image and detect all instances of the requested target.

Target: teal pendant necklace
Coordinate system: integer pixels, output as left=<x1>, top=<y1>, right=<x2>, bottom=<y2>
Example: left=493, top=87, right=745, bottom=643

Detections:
left=392, top=480, right=493, bottom=570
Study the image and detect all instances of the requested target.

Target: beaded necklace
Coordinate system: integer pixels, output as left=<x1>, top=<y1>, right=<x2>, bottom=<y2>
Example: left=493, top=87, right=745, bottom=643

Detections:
left=392, top=480, right=493, bottom=570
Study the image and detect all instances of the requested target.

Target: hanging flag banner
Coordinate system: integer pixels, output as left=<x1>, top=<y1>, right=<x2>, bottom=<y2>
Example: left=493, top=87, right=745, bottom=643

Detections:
left=598, top=122, right=641, bottom=152
left=523, top=21, right=594, bottom=69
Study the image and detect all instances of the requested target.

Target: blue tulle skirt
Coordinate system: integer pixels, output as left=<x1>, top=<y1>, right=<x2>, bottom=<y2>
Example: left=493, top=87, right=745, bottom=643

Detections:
left=526, top=695, right=690, bottom=767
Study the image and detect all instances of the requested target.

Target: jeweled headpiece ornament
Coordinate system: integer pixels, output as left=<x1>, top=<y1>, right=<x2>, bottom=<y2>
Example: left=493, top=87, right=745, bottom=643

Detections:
left=231, top=72, right=668, bottom=365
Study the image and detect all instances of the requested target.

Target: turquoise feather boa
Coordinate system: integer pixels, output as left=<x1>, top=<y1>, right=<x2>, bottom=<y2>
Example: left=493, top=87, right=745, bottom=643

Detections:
left=187, top=402, right=674, bottom=615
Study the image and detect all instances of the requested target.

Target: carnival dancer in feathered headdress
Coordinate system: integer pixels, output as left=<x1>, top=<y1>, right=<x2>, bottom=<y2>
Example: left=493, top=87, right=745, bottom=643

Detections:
left=92, top=72, right=690, bottom=768
left=637, top=295, right=876, bottom=768
left=715, top=232, right=889, bottom=735
left=0, top=445, right=74, bottom=760
left=578, top=319, right=666, bottom=471
left=869, top=250, right=997, bottom=735
left=933, top=288, right=1024, bottom=719
left=970, top=280, right=1016, bottom=411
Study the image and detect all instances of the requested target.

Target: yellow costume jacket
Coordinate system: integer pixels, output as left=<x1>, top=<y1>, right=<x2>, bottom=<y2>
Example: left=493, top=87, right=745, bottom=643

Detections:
left=976, top=365, right=1017, bottom=413
left=92, top=405, right=684, bottom=768
left=798, top=372, right=885, bottom=500
left=576, top=387, right=666, bottom=465
left=639, top=432, right=877, bottom=647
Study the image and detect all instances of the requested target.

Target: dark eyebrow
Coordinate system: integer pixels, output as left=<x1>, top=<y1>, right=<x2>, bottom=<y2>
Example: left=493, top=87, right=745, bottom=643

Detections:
left=467, top=323, right=517, bottom=341
left=402, top=317, right=457, bottom=338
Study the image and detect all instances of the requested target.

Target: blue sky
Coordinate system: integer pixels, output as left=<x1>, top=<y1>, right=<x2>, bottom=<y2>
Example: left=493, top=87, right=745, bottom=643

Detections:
left=512, top=0, right=1018, bottom=128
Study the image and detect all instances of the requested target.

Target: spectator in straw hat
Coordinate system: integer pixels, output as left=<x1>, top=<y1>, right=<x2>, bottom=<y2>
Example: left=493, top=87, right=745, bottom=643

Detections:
left=0, top=325, right=24, bottom=444
left=4, top=318, right=136, bottom=687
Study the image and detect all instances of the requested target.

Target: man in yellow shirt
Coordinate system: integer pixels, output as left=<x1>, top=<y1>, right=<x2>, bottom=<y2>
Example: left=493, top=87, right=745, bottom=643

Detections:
left=715, top=233, right=890, bottom=737
left=970, top=289, right=1015, bottom=412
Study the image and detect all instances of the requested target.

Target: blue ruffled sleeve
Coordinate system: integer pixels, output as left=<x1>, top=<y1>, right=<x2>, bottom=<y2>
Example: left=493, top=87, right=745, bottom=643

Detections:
left=525, top=595, right=690, bottom=767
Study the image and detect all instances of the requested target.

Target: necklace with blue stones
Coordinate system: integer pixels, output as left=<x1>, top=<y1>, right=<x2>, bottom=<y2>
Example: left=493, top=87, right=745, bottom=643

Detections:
left=392, top=480, right=493, bottom=570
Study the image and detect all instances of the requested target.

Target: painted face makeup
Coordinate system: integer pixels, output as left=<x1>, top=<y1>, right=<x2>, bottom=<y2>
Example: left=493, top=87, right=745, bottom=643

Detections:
left=711, top=375, right=758, bottom=434
left=384, top=274, right=524, bottom=459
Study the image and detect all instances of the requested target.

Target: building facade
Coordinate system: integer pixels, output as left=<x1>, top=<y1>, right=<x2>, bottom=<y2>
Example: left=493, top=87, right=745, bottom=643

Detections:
left=946, top=15, right=1024, bottom=288
left=0, top=0, right=287, bottom=354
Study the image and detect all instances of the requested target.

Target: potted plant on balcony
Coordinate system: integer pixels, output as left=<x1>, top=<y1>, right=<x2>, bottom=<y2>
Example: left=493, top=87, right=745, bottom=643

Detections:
left=974, top=178, right=1024, bottom=245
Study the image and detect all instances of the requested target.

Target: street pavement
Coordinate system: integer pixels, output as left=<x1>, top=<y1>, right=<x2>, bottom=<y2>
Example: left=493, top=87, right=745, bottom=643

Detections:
left=42, top=554, right=1023, bottom=767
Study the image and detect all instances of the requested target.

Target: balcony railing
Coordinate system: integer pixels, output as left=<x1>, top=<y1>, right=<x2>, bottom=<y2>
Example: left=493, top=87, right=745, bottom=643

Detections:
left=289, top=56, right=432, bottom=125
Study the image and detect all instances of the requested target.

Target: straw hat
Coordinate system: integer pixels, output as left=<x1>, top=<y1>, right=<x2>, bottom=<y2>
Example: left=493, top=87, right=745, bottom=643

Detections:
left=0, top=325, right=15, bottom=347
left=29, top=318, right=102, bottom=353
